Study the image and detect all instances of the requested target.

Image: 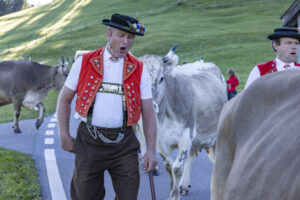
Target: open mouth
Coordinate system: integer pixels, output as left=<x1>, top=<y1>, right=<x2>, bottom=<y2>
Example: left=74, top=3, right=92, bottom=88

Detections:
left=120, top=47, right=126, bottom=52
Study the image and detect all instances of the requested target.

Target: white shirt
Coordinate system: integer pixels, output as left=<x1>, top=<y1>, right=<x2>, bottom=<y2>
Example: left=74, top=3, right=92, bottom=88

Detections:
left=244, top=58, right=296, bottom=89
left=65, top=47, right=152, bottom=127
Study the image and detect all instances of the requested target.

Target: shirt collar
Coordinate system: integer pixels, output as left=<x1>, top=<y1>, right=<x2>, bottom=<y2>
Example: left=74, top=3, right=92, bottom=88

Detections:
left=103, top=45, right=124, bottom=63
left=275, top=58, right=294, bottom=70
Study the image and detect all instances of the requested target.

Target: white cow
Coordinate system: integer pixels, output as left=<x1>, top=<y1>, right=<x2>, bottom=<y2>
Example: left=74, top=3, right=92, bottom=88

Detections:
left=138, top=45, right=227, bottom=200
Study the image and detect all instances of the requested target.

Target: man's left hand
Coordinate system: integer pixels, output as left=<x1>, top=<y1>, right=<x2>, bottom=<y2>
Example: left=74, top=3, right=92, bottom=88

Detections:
left=143, top=150, right=157, bottom=173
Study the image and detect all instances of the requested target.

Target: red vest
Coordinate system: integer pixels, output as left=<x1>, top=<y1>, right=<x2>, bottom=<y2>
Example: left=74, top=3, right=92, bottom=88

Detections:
left=75, top=48, right=143, bottom=126
left=257, top=60, right=300, bottom=76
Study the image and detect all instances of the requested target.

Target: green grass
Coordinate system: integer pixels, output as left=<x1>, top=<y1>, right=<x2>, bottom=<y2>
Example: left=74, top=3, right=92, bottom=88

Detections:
left=0, top=148, right=41, bottom=200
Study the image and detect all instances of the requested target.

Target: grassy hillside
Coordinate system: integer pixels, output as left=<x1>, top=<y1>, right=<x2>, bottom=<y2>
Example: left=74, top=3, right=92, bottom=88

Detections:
left=0, top=0, right=294, bottom=123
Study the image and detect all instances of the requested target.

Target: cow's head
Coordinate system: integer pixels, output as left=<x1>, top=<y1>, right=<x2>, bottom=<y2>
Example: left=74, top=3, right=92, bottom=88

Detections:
left=52, top=56, right=70, bottom=91
left=139, top=44, right=179, bottom=110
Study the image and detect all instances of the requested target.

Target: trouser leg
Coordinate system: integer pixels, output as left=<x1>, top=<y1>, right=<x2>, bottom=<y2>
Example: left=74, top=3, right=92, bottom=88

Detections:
left=71, top=122, right=140, bottom=200
left=70, top=155, right=106, bottom=200
left=108, top=151, right=140, bottom=200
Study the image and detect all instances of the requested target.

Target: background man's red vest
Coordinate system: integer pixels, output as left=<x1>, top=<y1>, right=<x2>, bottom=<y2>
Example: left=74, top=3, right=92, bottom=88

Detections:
left=75, top=48, right=143, bottom=126
left=257, top=60, right=300, bottom=76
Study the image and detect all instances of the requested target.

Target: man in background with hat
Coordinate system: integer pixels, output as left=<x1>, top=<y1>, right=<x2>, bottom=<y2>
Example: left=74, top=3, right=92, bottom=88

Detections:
left=57, top=13, right=157, bottom=200
left=245, top=27, right=300, bottom=89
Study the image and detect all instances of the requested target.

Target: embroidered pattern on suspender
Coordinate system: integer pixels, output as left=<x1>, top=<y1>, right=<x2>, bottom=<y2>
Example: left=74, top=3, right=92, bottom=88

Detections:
left=99, top=82, right=124, bottom=95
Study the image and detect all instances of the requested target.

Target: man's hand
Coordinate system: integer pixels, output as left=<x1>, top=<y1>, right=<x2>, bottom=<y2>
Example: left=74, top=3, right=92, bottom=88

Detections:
left=60, top=134, right=75, bottom=153
left=143, top=150, right=158, bottom=173
left=57, top=86, right=76, bottom=153
left=140, top=98, right=157, bottom=173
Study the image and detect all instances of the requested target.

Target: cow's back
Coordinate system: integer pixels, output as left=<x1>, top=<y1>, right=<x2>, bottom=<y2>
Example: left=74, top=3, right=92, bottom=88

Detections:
left=0, top=61, right=52, bottom=93
left=166, top=65, right=227, bottom=134
left=212, top=69, right=300, bottom=200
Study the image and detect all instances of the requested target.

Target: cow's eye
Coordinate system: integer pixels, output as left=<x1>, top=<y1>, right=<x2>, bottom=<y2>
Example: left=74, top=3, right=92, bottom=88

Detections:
left=159, top=77, right=164, bottom=83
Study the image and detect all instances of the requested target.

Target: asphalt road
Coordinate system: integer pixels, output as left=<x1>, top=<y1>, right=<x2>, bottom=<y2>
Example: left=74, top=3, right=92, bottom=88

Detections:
left=0, top=104, right=213, bottom=200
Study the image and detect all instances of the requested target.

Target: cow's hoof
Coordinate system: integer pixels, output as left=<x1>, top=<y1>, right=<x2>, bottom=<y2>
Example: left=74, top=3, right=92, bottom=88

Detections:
left=13, top=128, right=22, bottom=133
left=180, top=185, right=191, bottom=196
left=35, top=120, right=42, bottom=129
left=153, top=168, right=160, bottom=176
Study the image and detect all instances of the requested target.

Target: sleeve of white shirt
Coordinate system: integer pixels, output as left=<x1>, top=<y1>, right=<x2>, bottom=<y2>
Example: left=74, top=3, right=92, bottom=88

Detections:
left=244, top=66, right=260, bottom=89
left=64, top=56, right=83, bottom=91
left=140, top=64, right=152, bottom=99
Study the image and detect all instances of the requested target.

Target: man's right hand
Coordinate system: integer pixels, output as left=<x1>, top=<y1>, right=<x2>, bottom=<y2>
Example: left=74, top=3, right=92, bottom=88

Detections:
left=61, top=134, right=75, bottom=153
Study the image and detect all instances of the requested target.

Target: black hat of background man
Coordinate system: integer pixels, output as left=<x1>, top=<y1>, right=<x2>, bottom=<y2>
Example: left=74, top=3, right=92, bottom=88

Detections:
left=102, top=14, right=144, bottom=36
left=268, top=27, right=300, bottom=41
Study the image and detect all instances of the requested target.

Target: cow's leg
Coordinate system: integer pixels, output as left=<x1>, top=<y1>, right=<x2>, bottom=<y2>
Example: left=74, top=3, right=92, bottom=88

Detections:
left=169, top=132, right=192, bottom=200
left=179, top=152, right=193, bottom=195
left=157, top=145, right=174, bottom=190
left=35, top=102, right=45, bottom=129
left=159, top=152, right=174, bottom=188
left=12, top=99, right=22, bottom=133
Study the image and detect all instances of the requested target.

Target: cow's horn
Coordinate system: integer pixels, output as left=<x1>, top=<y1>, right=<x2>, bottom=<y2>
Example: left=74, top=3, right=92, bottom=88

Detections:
left=162, top=44, right=178, bottom=63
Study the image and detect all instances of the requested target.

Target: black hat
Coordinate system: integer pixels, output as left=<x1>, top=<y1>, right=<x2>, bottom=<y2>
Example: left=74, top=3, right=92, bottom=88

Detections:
left=267, top=27, right=300, bottom=41
left=102, top=14, right=145, bottom=36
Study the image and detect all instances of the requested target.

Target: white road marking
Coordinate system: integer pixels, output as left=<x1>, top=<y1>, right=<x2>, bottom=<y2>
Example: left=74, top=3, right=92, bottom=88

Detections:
left=44, top=149, right=67, bottom=200
left=45, top=130, right=54, bottom=136
left=45, top=138, right=54, bottom=144
left=50, top=118, right=57, bottom=122
left=47, top=123, right=56, bottom=128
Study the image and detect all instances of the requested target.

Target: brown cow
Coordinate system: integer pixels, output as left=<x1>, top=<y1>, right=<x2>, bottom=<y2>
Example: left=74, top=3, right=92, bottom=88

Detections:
left=211, top=69, right=300, bottom=200
left=0, top=59, right=69, bottom=133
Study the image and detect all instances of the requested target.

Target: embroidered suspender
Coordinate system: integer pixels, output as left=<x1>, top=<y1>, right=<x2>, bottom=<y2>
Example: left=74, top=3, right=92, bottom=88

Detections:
left=87, top=82, right=128, bottom=130
left=99, top=82, right=123, bottom=95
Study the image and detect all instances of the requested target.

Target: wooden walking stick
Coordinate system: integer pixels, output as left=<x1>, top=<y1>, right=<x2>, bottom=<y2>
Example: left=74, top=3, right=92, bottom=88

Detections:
left=148, top=171, right=156, bottom=200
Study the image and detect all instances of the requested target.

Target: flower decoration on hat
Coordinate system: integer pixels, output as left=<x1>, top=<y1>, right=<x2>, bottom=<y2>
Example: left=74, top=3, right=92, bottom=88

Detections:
left=128, top=21, right=146, bottom=34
